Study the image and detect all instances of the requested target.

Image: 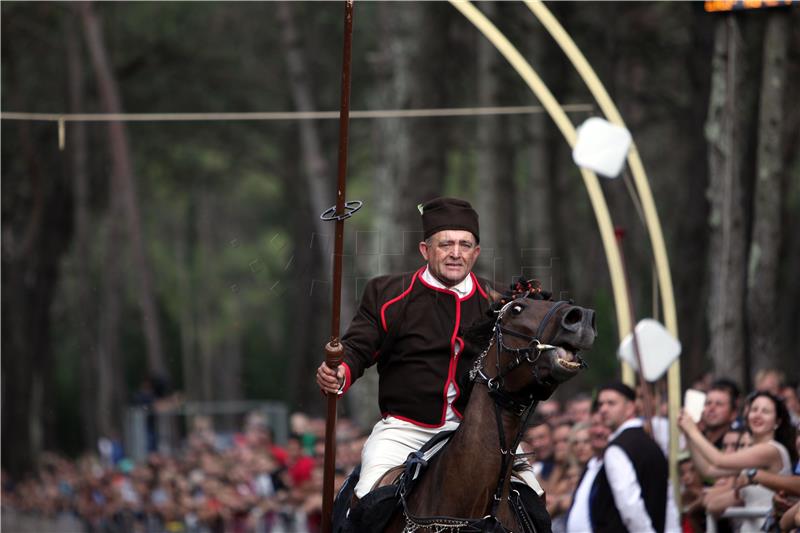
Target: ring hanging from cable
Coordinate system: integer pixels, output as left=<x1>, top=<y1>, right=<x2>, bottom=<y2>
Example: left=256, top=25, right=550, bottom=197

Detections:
left=320, top=200, right=363, bottom=222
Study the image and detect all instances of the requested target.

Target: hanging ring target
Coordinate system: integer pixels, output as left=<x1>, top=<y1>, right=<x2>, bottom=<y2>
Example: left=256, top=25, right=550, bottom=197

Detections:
left=320, top=200, right=363, bottom=222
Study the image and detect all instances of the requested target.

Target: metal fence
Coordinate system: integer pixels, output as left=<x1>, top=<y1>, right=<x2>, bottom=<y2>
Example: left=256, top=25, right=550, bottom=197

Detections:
left=124, top=400, right=289, bottom=461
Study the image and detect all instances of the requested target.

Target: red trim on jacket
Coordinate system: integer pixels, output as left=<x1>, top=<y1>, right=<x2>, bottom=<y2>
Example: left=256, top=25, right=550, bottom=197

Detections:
left=450, top=336, right=465, bottom=418
left=473, top=272, right=489, bottom=299
left=379, top=268, right=421, bottom=332
left=437, top=292, right=462, bottom=425
left=341, top=362, right=353, bottom=394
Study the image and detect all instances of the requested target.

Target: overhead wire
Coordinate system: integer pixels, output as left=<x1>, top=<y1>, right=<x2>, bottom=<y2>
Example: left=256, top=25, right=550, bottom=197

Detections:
left=1, top=104, right=594, bottom=122
left=1, top=104, right=595, bottom=150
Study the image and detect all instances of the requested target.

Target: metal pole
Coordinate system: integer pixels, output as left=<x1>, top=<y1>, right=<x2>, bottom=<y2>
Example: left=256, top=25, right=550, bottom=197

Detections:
left=321, top=3, right=354, bottom=532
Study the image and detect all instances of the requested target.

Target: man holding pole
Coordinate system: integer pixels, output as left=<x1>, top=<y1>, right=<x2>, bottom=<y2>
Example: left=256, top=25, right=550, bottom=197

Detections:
left=316, top=197, right=542, bottom=500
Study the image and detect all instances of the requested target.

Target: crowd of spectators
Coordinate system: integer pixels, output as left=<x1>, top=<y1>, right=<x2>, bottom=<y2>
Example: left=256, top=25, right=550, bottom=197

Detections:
left=3, top=369, right=799, bottom=533
left=520, top=369, right=800, bottom=532
left=1, top=412, right=366, bottom=533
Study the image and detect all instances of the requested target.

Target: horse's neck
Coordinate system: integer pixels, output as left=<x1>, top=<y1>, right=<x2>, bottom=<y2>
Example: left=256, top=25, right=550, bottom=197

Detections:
left=412, top=381, right=523, bottom=517
left=446, top=345, right=525, bottom=480
left=454, top=383, right=524, bottom=463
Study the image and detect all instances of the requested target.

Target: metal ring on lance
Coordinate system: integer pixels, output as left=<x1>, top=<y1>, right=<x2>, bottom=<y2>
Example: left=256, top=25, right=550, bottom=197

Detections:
left=319, top=200, right=363, bottom=222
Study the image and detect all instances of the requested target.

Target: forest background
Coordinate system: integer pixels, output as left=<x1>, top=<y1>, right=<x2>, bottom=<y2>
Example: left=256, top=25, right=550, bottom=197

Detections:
left=2, top=1, right=799, bottom=478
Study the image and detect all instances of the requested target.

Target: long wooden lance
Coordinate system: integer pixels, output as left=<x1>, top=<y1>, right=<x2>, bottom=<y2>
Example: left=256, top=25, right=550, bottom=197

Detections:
left=321, top=2, right=357, bottom=532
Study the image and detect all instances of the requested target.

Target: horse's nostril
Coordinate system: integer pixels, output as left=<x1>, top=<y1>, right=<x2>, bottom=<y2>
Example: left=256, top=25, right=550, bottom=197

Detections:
left=563, top=307, right=582, bottom=326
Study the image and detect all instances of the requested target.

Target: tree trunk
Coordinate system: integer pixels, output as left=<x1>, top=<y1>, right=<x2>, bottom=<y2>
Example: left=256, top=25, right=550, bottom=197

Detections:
left=705, top=16, right=749, bottom=386
left=1, top=84, right=73, bottom=477
left=275, top=2, right=334, bottom=263
left=78, top=1, right=168, bottom=380
left=747, top=11, right=789, bottom=373
left=675, top=8, right=714, bottom=384
left=96, top=192, right=125, bottom=437
left=65, top=13, right=98, bottom=449
left=776, top=14, right=800, bottom=382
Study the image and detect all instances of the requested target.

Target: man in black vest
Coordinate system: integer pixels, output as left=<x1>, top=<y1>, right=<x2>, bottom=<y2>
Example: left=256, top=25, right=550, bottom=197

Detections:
left=590, top=382, right=676, bottom=533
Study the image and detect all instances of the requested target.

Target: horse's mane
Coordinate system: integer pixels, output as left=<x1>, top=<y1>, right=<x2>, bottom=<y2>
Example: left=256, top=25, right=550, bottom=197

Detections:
left=459, top=279, right=552, bottom=394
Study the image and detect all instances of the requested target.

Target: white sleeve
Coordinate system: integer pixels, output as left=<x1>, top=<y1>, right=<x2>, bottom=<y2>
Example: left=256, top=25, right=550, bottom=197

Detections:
left=604, top=445, right=656, bottom=533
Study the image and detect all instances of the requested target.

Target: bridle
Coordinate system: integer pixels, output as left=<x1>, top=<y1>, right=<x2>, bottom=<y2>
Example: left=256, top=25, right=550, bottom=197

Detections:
left=400, top=296, right=574, bottom=533
left=471, top=297, right=571, bottom=415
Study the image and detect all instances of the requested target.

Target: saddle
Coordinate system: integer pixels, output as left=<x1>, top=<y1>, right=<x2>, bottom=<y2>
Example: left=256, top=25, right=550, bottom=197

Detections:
left=332, top=430, right=454, bottom=533
left=331, top=430, right=551, bottom=533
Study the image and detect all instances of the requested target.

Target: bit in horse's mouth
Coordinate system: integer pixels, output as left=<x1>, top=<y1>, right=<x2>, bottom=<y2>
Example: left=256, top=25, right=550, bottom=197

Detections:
left=554, top=346, right=583, bottom=371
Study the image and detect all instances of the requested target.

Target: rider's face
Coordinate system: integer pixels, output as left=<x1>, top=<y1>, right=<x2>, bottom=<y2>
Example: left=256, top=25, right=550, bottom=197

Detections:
left=419, top=230, right=480, bottom=287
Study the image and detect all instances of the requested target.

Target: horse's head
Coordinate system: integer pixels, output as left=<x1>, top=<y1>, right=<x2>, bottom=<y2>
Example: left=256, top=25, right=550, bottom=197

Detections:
left=469, top=285, right=596, bottom=406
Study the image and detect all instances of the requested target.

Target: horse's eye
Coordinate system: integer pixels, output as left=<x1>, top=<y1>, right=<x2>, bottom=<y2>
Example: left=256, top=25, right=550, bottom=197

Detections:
left=512, top=304, right=524, bottom=315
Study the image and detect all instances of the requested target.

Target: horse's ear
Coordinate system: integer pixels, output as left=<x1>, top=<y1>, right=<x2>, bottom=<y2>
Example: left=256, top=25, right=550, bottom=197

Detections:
left=485, top=284, right=504, bottom=305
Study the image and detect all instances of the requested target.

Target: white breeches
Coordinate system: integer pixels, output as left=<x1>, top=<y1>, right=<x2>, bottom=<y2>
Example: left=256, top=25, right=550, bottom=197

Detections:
left=354, top=416, right=543, bottom=498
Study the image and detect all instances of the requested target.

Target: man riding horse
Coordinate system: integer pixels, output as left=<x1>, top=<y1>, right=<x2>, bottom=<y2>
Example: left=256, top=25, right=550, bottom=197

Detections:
left=316, top=197, right=544, bottom=499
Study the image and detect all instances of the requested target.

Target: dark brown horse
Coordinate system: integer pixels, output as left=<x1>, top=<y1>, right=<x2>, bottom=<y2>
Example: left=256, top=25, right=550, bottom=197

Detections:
left=382, top=288, right=596, bottom=533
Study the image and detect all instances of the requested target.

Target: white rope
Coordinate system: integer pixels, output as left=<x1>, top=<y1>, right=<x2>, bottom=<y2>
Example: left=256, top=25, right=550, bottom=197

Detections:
left=0, top=104, right=593, bottom=123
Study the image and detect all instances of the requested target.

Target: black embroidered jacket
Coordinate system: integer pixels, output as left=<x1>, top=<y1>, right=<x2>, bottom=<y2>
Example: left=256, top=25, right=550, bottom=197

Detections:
left=341, top=267, right=493, bottom=427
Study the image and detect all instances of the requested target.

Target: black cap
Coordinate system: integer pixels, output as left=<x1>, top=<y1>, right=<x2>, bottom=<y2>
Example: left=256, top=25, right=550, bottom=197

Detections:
left=420, top=197, right=480, bottom=243
left=597, top=381, right=636, bottom=402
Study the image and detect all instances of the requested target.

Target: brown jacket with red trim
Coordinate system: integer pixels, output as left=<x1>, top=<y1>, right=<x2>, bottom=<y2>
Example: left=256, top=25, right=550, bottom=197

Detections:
left=341, top=267, right=494, bottom=427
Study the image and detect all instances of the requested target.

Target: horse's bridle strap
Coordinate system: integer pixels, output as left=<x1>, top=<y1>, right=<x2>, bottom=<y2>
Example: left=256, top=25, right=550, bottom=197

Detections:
left=535, top=300, right=569, bottom=339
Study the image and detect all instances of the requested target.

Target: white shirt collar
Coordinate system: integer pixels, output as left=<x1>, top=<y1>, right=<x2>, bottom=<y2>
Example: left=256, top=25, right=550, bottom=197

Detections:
left=608, top=416, right=643, bottom=441
left=421, top=266, right=474, bottom=298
